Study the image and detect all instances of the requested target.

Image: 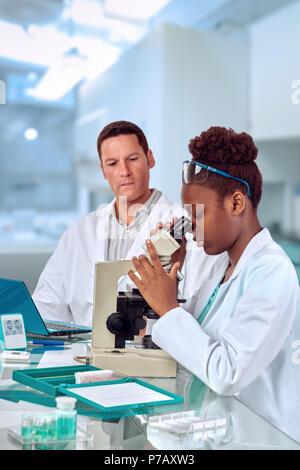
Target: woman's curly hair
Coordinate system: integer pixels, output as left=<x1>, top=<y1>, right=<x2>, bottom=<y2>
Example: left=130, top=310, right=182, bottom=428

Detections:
left=188, top=127, right=263, bottom=209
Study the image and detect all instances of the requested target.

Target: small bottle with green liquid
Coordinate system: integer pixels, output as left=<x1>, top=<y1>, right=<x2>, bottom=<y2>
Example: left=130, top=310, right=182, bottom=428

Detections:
left=55, top=396, right=77, bottom=448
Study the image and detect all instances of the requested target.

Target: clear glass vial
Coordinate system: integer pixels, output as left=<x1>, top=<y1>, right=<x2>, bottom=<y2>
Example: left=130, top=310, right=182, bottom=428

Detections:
left=55, top=396, right=77, bottom=441
left=21, top=414, right=34, bottom=449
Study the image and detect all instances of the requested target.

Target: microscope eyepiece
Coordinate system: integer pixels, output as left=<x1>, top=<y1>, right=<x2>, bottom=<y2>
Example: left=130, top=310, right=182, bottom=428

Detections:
left=167, top=216, right=192, bottom=245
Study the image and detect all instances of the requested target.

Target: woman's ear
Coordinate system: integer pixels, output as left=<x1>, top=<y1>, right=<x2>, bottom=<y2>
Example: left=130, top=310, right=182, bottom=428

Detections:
left=227, top=191, right=246, bottom=216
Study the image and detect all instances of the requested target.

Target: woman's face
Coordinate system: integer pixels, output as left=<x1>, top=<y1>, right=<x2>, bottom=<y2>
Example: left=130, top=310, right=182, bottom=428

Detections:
left=181, top=183, right=239, bottom=255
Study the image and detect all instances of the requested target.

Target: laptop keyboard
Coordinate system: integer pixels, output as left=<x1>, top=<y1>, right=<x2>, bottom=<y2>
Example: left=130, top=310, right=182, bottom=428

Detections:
left=45, top=322, right=78, bottom=331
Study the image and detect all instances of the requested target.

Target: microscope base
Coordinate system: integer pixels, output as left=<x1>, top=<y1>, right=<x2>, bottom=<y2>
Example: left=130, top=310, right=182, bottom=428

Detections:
left=91, top=348, right=177, bottom=377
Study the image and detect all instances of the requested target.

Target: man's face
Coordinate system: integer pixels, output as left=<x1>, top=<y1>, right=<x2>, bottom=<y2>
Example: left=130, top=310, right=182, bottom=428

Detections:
left=100, top=133, right=155, bottom=204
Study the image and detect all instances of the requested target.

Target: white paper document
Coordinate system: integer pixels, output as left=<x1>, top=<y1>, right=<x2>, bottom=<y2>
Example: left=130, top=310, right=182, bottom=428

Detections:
left=71, top=382, right=173, bottom=408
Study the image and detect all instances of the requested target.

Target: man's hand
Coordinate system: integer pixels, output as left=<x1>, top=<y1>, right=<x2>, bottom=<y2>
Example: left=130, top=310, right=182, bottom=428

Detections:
left=128, top=240, right=180, bottom=317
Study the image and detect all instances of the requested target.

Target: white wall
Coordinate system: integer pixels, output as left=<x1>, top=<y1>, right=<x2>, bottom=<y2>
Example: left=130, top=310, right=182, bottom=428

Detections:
left=256, top=140, right=300, bottom=233
left=250, top=0, right=300, bottom=140
left=258, top=140, right=300, bottom=183
left=161, top=24, right=249, bottom=203
left=249, top=1, right=300, bottom=235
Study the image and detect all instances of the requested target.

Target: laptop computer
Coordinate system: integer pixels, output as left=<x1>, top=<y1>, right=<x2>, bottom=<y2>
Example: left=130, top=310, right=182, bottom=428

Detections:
left=0, top=278, right=91, bottom=337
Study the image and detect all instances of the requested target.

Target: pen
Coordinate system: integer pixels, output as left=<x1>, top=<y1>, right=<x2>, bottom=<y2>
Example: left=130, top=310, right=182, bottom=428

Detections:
left=28, top=346, right=66, bottom=353
left=27, top=339, right=67, bottom=346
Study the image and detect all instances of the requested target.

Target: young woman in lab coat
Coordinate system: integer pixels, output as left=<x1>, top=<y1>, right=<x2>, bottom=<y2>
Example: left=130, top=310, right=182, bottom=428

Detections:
left=128, top=126, right=300, bottom=440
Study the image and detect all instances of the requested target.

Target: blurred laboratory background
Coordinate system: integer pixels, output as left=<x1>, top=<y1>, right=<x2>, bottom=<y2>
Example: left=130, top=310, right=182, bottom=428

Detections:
left=0, top=0, right=299, bottom=292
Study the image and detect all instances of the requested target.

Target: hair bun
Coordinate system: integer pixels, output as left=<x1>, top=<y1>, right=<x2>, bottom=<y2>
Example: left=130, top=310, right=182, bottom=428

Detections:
left=188, top=127, right=258, bottom=166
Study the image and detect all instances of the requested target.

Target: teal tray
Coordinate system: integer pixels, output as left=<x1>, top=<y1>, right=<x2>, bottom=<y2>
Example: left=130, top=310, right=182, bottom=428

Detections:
left=13, top=365, right=102, bottom=397
left=58, top=377, right=183, bottom=412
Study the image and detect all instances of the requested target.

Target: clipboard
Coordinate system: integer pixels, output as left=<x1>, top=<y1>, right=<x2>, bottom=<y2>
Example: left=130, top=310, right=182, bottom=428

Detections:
left=58, top=377, right=183, bottom=412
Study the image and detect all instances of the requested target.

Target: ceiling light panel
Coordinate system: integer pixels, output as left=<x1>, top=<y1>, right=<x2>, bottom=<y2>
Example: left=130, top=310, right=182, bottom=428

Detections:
left=62, top=0, right=105, bottom=28
left=72, top=35, right=121, bottom=80
left=104, top=0, right=172, bottom=21
left=26, top=61, right=85, bottom=101
left=62, top=0, right=145, bottom=44
left=0, top=20, right=69, bottom=67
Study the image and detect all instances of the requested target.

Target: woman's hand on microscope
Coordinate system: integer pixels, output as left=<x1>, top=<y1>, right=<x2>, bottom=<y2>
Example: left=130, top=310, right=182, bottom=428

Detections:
left=128, top=240, right=180, bottom=317
left=150, top=217, right=187, bottom=271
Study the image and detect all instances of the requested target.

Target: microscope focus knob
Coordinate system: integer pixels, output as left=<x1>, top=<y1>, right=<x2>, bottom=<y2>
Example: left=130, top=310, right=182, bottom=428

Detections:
left=106, top=313, right=129, bottom=335
left=134, top=318, right=146, bottom=331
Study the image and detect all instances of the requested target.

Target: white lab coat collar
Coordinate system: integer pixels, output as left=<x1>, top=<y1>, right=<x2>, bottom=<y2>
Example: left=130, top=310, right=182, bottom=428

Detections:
left=226, top=228, right=272, bottom=283
left=190, top=228, right=273, bottom=315
left=209, top=228, right=272, bottom=287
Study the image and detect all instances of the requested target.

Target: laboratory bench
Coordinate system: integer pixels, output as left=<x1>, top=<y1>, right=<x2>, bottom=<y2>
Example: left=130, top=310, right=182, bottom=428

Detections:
left=0, top=337, right=299, bottom=451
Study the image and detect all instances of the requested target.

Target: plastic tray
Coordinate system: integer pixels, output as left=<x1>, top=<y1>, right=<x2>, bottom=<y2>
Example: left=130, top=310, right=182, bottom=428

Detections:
left=13, top=364, right=102, bottom=397
left=148, top=410, right=227, bottom=436
left=8, top=424, right=93, bottom=450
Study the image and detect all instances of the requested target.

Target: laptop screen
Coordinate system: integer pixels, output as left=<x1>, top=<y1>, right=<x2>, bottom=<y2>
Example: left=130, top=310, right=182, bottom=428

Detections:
left=0, top=278, right=48, bottom=335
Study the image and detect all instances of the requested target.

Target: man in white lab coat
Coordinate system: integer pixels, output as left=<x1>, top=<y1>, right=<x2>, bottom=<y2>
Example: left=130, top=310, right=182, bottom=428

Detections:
left=32, top=121, right=215, bottom=327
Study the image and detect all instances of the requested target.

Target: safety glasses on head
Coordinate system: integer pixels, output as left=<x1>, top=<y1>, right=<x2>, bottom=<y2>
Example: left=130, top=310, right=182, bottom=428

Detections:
left=182, top=160, right=251, bottom=198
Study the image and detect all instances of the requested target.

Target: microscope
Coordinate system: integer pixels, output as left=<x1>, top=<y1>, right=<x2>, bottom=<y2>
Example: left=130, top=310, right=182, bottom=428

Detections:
left=91, top=217, right=192, bottom=378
